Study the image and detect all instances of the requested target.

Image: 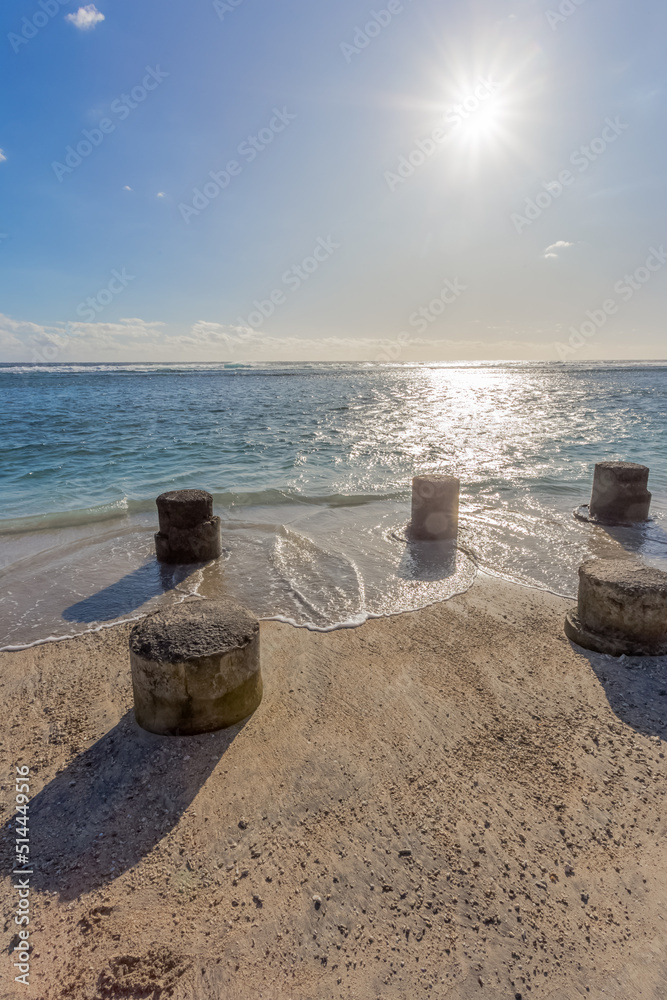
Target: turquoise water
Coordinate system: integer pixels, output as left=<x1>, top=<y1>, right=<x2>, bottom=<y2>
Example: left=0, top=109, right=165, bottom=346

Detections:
left=1, top=361, right=666, bottom=648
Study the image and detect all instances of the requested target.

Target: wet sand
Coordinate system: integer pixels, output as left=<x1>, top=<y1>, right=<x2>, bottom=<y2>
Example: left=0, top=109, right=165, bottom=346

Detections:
left=1, top=573, right=666, bottom=1000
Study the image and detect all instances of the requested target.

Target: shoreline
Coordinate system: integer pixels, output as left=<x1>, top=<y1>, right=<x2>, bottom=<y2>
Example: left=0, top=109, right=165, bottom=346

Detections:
left=1, top=574, right=666, bottom=998
left=0, top=565, right=577, bottom=653
left=3, top=478, right=665, bottom=652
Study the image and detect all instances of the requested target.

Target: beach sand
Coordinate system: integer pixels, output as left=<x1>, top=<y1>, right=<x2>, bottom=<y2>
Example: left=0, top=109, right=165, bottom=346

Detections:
left=1, top=574, right=666, bottom=999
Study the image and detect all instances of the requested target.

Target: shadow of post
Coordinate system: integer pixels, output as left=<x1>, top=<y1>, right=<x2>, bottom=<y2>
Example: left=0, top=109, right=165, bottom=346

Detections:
left=2, top=711, right=247, bottom=901
left=568, top=643, right=667, bottom=742
left=62, top=560, right=202, bottom=623
left=396, top=539, right=458, bottom=582
left=586, top=517, right=667, bottom=565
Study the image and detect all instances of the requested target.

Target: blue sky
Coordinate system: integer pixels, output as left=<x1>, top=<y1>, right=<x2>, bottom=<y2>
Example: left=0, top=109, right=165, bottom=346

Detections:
left=1, top=0, right=666, bottom=361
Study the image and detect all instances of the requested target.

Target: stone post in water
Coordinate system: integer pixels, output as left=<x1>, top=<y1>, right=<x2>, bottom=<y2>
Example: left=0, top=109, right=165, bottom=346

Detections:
left=589, top=462, right=651, bottom=524
left=154, top=489, right=222, bottom=563
left=410, top=475, right=460, bottom=541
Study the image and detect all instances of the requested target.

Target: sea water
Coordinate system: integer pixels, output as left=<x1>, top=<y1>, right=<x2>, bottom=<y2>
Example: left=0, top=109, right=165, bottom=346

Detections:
left=1, top=361, right=666, bottom=649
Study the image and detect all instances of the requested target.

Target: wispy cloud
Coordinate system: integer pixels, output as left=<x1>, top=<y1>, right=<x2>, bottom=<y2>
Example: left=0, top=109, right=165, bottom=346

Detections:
left=66, top=5, right=105, bottom=30
left=0, top=149, right=6, bottom=163
left=0, top=313, right=555, bottom=363
left=0, top=314, right=163, bottom=360
left=156, top=191, right=166, bottom=198
left=123, top=185, right=132, bottom=191
left=543, top=240, right=575, bottom=259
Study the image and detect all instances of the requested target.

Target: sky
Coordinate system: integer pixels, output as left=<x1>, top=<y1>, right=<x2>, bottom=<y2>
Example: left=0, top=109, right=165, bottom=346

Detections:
left=1, top=0, right=666, bottom=362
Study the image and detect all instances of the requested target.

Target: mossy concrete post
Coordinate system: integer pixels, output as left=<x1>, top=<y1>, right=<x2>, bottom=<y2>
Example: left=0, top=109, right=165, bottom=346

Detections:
left=155, top=489, right=222, bottom=563
left=410, top=475, right=460, bottom=541
left=589, top=462, right=651, bottom=524
left=565, top=558, right=667, bottom=656
left=130, top=599, right=263, bottom=736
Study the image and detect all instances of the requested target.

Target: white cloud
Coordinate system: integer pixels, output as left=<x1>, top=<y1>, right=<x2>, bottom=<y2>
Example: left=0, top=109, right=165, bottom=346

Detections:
left=66, top=5, right=105, bottom=30
left=0, top=149, right=6, bottom=163
left=123, top=185, right=132, bottom=191
left=543, top=240, right=575, bottom=259
left=162, top=322, right=551, bottom=362
left=0, top=314, right=167, bottom=361
left=0, top=313, right=559, bottom=363
left=156, top=191, right=166, bottom=198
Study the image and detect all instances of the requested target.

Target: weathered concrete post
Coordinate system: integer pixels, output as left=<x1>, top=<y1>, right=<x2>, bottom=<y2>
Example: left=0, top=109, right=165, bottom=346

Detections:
left=155, top=489, right=222, bottom=563
left=565, top=558, right=667, bottom=656
left=589, top=462, right=651, bottom=524
left=410, top=475, right=460, bottom=541
left=130, top=599, right=263, bottom=735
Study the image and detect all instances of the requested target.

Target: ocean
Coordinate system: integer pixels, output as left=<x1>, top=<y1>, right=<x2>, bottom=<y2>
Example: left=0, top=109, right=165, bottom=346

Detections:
left=1, top=360, right=666, bottom=650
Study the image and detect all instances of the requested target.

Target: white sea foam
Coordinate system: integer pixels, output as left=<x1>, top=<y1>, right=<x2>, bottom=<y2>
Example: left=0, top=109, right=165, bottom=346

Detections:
left=1, top=362, right=665, bottom=647
left=0, top=616, right=146, bottom=653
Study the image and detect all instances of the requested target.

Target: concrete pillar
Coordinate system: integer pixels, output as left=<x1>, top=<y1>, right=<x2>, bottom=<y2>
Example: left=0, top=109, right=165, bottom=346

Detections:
left=130, top=599, right=263, bottom=735
left=589, top=462, right=651, bottom=524
left=410, top=475, right=459, bottom=541
left=155, top=489, right=222, bottom=563
left=565, top=558, right=667, bottom=656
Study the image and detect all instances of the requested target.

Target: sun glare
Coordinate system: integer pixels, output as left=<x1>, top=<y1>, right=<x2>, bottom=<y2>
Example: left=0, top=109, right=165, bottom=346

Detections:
left=458, top=94, right=504, bottom=139
left=411, top=36, right=545, bottom=178
left=443, top=77, right=514, bottom=167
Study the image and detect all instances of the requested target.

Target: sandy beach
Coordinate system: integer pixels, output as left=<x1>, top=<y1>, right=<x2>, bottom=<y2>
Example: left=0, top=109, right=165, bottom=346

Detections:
left=1, top=574, right=665, bottom=1000
left=5, top=0, right=667, bottom=993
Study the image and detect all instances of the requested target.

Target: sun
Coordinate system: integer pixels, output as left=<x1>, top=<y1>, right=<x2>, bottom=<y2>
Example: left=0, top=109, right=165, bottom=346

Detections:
left=408, top=35, right=545, bottom=178
left=445, top=79, right=510, bottom=155
left=455, top=95, right=505, bottom=143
